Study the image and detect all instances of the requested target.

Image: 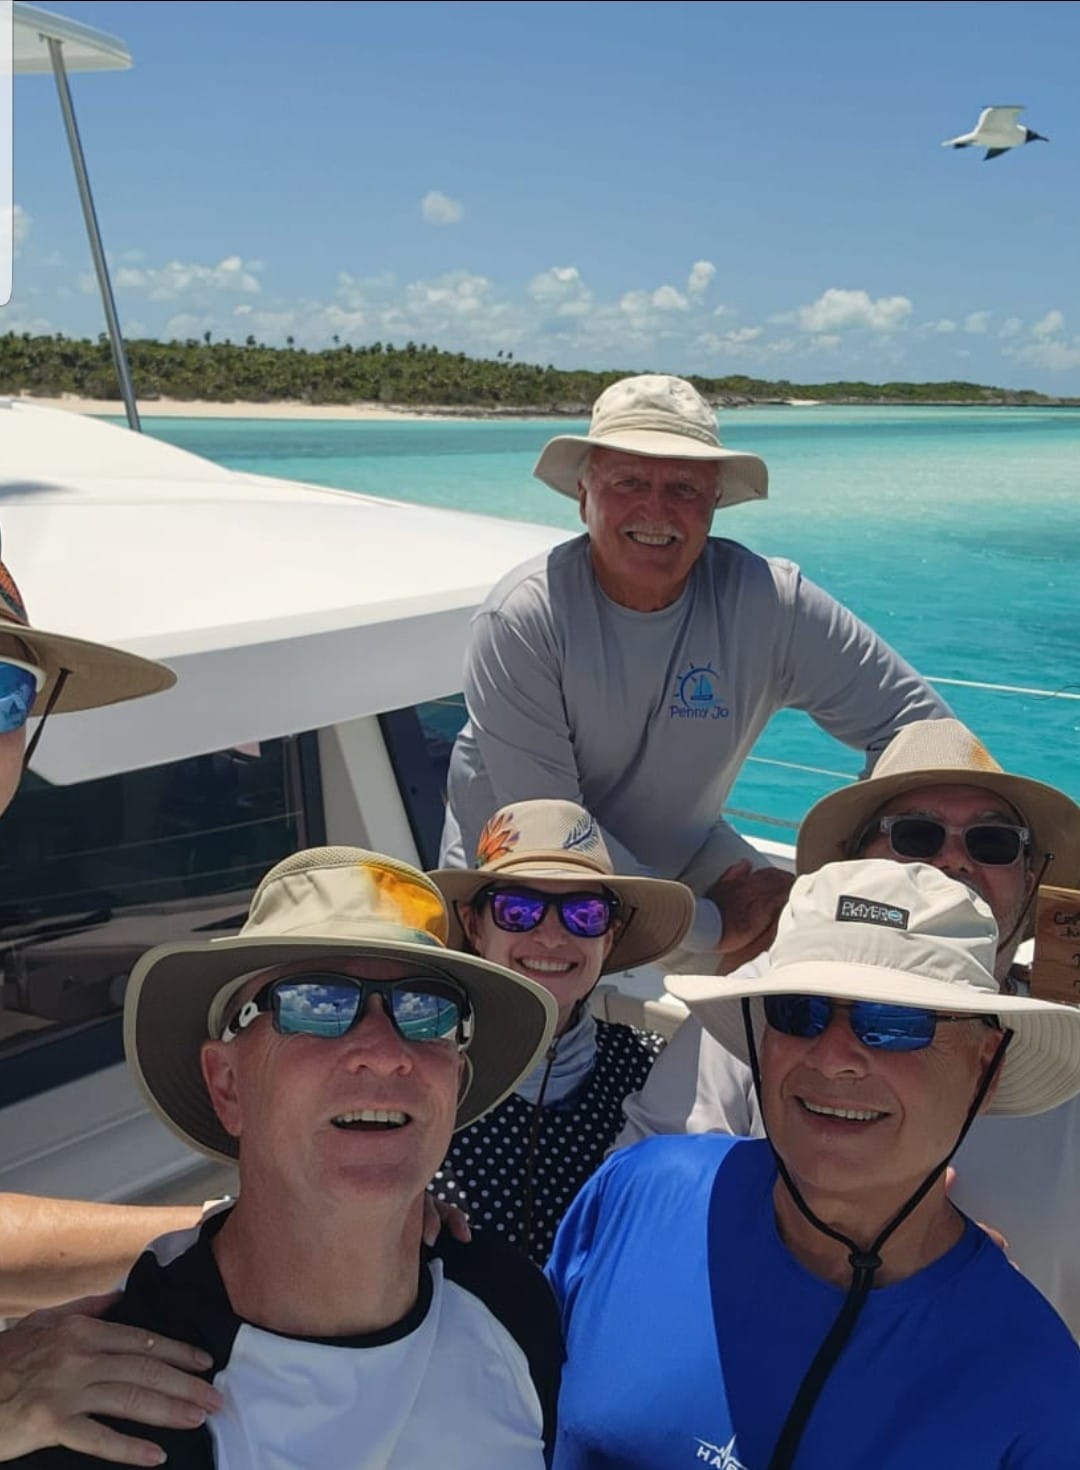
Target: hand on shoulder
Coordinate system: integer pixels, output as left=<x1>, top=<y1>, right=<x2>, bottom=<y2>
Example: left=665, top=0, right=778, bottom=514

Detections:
left=0, top=1293, right=221, bottom=1464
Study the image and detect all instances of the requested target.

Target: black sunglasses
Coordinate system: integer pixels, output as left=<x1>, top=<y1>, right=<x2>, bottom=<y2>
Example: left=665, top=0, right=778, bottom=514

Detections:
left=474, top=884, right=620, bottom=938
left=221, top=971, right=473, bottom=1048
left=864, top=815, right=1030, bottom=867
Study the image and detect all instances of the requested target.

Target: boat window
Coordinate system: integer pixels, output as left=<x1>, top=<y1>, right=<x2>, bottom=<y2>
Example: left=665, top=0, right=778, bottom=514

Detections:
left=380, top=695, right=468, bottom=868
left=0, top=733, right=322, bottom=1107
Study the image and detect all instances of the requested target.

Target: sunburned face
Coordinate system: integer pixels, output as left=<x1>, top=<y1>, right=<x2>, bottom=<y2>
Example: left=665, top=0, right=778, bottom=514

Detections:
left=460, top=878, right=615, bottom=1035
left=759, top=1000, right=1003, bottom=1217
left=859, top=784, right=1034, bottom=978
left=201, top=955, right=465, bottom=1206
left=578, top=447, right=719, bottom=612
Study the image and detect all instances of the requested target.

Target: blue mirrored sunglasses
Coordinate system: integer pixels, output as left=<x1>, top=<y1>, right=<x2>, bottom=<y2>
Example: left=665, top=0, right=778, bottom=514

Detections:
left=476, top=884, right=619, bottom=938
left=221, top=971, right=474, bottom=1048
left=763, top=994, right=999, bottom=1052
left=0, top=658, right=44, bottom=734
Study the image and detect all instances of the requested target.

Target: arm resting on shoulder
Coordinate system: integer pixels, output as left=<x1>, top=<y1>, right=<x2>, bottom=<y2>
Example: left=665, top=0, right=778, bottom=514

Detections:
left=0, top=1196, right=202, bottom=1317
left=0, top=1293, right=220, bottom=1464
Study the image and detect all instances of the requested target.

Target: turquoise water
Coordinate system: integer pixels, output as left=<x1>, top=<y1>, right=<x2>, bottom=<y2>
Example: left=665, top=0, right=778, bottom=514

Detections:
left=138, top=407, right=1080, bottom=841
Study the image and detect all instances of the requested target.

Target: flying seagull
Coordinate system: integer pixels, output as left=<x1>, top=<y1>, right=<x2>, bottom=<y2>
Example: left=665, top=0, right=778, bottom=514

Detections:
left=942, top=106, right=1049, bottom=161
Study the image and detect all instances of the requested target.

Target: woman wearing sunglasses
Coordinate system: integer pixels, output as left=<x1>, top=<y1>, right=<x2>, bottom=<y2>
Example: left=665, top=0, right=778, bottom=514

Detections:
left=0, top=549, right=174, bottom=808
left=429, top=799, right=694, bottom=1264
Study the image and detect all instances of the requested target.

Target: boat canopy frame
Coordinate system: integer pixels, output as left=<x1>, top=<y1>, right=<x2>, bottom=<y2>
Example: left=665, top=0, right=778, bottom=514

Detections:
left=14, top=3, right=141, bottom=430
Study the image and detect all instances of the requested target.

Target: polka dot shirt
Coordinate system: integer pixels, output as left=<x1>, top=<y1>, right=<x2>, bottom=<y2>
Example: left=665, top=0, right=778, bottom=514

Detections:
left=432, top=1020, right=665, bottom=1266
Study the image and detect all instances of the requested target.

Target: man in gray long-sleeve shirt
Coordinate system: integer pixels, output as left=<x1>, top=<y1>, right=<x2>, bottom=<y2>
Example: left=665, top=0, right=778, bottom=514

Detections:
left=441, top=374, right=950, bottom=969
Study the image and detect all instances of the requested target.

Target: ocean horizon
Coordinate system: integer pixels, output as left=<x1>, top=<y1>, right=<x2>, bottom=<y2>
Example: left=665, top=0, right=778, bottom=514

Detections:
left=133, top=404, right=1080, bottom=843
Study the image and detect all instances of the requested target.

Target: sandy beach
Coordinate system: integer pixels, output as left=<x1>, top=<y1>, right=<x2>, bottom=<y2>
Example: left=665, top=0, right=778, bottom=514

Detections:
left=13, top=395, right=465, bottom=421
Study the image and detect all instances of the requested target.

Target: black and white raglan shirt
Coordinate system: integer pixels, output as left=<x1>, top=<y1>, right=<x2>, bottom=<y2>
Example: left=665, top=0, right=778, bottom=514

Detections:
left=20, top=1209, right=562, bottom=1470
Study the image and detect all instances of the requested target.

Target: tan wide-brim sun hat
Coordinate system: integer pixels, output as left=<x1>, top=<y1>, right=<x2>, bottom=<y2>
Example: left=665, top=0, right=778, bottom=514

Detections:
left=430, top=798, right=695, bottom=973
left=125, top=847, right=558, bottom=1164
left=797, top=718, right=1080, bottom=889
left=0, top=554, right=175, bottom=713
left=532, top=374, right=768, bottom=511
left=669, top=859, right=1080, bottom=1118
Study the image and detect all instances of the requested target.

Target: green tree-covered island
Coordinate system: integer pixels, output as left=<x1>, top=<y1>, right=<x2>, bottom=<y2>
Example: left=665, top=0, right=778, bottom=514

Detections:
left=1, top=333, right=1075, bottom=411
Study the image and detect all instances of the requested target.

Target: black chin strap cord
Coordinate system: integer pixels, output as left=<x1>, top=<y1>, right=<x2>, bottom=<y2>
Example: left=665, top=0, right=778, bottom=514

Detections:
left=23, top=667, right=71, bottom=768
left=996, top=850, right=1052, bottom=963
left=740, top=999, right=1013, bottom=1470
left=519, top=1036, right=558, bottom=1258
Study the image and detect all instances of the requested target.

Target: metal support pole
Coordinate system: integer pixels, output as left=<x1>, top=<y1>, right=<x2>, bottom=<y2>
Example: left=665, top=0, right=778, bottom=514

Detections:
left=46, top=35, right=141, bottom=431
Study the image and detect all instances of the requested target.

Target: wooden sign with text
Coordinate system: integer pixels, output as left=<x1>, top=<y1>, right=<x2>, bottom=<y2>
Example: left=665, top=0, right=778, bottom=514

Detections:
left=1030, top=886, right=1080, bottom=1005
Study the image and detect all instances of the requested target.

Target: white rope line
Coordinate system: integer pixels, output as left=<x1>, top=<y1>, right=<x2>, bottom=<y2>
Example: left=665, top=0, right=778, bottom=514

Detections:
left=747, top=755, right=856, bottom=782
left=927, top=676, right=1080, bottom=701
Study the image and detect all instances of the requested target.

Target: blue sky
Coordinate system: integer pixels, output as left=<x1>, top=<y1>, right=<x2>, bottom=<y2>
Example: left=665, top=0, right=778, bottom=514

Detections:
left=6, top=0, right=1080, bottom=389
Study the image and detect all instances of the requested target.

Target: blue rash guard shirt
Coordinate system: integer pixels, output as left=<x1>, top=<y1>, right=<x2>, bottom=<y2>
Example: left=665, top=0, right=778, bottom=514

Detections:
left=546, top=1135, right=1080, bottom=1470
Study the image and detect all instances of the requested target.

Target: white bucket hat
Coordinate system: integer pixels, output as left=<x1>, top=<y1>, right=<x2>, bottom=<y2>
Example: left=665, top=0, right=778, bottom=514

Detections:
left=669, top=859, right=1080, bottom=1117
left=797, top=718, right=1080, bottom=890
left=532, top=374, right=768, bottom=511
left=430, top=799, right=695, bottom=973
left=125, top=847, right=558, bottom=1163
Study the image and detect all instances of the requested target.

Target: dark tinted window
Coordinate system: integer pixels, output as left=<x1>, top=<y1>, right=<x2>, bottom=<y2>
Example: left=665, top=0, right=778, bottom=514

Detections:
left=0, top=734, right=321, bottom=1103
left=380, top=696, right=467, bottom=867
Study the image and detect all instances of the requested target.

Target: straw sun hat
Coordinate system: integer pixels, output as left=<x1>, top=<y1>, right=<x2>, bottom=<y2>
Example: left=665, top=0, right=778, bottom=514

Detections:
left=532, top=374, right=769, bottom=511
left=0, top=547, right=175, bottom=713
left=796, top=718, right=1080, bottom=889
left=669, top=859, right=1080, bottom=1118
left=430, top=799, right=695, bottom=973
left=125, top=847, right=559, bottom=1163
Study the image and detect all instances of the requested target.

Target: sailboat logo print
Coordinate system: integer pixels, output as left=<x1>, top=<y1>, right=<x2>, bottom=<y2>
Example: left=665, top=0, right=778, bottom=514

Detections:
left=672, top=661, right=729, bottom=721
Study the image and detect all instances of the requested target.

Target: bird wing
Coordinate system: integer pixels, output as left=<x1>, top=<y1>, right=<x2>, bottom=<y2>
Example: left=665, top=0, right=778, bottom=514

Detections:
left=977, top=105, right=1023, bottom=134
left=983, top=147, right=1010, bottom=161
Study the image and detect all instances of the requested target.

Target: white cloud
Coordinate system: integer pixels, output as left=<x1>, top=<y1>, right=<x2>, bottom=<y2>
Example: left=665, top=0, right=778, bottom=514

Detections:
left=528, top=266, right=593, bottom=317
left=1006, top=336, right=1080, bottom=371
left=687, top=260, right=716, bottom=295
left=420, top=190, right=464, bottom=225
left=162, top=312, right=218, bottom=339
left=108, top=255, right=262, bottom=301
left=999, top=316, right=1022, bottom=339
left=1031, top=310, right=1064, bottom=338
left=796, top=287, right=913, bottom=333
left=932, top=320, right=957, bottom=334
left=696, top=325, right=762, bottom=355
left=13, top=204, right=30, bottom=254
left=405, top=270, right=493, bottom=318
left=0, top=310, right=52, bottom=334
left=963, top=311, right=990, bottom=334
left=1, top=206, right=30, bottom=277
left=611, top=285, right=690, bottom=342
left=651, top=284, right=688, bottom=311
